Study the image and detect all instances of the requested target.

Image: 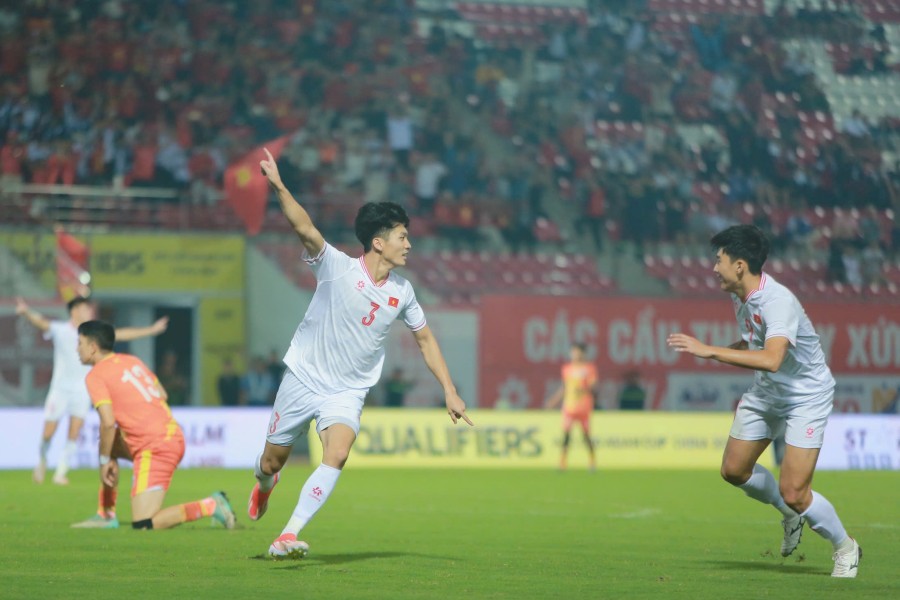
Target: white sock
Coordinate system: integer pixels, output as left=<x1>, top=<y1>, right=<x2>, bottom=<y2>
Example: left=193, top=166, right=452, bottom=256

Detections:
left=801, top=490, right=849, bottom=549
left=282, top=464, right=342, bottom=536
left=738, top=463, right=796, bottom=518
left=254, top=453, right=277, bottom=493
left=39, top=440, right=51, bottom=463
left=55, top=441, right=76, bottom=477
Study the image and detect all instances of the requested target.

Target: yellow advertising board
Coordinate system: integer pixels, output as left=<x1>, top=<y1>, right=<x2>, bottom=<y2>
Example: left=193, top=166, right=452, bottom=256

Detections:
left=0, top=231, right=57, bottom=289
left=89, top=234, right=244, bottom=291
left=309, top=410, right=765, bottom=469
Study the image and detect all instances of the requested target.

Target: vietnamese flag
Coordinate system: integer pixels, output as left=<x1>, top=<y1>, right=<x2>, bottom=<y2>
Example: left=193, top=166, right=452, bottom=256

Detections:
left=55, top=228, right=90, bottom=301
left=223, top=136, right=289, bottom=236
left=388, top=297, right=399, bottom=307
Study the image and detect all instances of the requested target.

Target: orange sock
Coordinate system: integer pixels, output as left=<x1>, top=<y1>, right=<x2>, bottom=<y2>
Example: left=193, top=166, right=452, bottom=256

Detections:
left=182, top=497, right=217, bottom=522
left=98, top=486, right=117, bottom=518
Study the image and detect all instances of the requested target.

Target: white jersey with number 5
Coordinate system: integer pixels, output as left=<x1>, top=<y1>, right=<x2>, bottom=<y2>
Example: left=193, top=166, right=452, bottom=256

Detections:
left=283, top=242, right=426, bottom=395
left=732, top=272, right=835, bottom=401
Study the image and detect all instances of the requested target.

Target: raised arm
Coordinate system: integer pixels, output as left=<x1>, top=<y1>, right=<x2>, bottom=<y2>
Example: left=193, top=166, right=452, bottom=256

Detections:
left=115, top=316, right=169, bottom=342
left=412, top=325, right=473, bottom=426
left=15, top=297, right=51, bottom=332
left=259, top=147, right=325, bottom=258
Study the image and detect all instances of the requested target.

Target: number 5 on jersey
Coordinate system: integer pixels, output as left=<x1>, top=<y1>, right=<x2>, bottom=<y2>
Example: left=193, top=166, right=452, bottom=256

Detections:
left=362, top=301, right=380, bottom=326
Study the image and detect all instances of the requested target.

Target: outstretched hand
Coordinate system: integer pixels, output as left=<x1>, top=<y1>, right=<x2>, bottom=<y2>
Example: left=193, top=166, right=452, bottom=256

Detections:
left=666, top=333, right=714, bottom=359
left=259, top=147, right=283, bottom=189
left=15, top=296, right=29, bottom=316
left=446, top=392, right=474, bottom=426
left=151, top=316, right=169, bottom=335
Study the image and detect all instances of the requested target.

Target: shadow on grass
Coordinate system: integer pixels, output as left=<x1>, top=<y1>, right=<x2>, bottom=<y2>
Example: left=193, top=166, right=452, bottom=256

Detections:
left=250, top=550, right=453, bottom=568
left=705, top=560, right=824, bottom=575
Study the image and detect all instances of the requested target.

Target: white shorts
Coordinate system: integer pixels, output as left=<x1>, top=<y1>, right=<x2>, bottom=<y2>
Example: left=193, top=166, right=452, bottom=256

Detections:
left=729, top=388, right=834, bottom=449
left=265, top=370, right=365, bottom=447
left=44, top=387, right=92, bottom=422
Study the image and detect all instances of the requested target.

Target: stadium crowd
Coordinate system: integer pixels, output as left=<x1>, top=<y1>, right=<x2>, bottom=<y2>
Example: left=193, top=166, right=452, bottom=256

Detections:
left=2, top=0, right=900, bottom=290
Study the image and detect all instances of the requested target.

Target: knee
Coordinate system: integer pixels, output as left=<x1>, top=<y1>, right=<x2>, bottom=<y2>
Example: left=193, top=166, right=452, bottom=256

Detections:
left=779, top=484, right=810, bottom=512
left=720, top=463, right=752, bottom=487
left=323, top=447, right=350, bottom=469
left=260, top=452, right=286, bottom=475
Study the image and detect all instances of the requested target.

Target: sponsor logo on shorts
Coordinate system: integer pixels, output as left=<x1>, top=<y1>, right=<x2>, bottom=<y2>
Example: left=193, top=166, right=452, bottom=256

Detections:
left=806, top=426, right=815, bottom=438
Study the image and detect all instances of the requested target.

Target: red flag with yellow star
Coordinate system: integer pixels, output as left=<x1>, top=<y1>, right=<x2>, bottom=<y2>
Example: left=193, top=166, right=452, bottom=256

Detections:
left=224, top=137, right=289, bottom=235
left=55, top=228, right=90, bottom=301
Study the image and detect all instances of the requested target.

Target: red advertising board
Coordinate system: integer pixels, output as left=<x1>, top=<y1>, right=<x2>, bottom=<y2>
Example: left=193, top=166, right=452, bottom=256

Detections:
left=479, top=296, right=900, bottom=410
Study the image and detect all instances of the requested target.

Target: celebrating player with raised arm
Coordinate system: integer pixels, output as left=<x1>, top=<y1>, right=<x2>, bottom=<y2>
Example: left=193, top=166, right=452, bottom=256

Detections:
left=73, top=320, right=235, bottom=530
left=248, top=148, right=474, bottom=559
left=16, top=296, right=168, bottom=485
left=666, top=225, right=861, bottom=578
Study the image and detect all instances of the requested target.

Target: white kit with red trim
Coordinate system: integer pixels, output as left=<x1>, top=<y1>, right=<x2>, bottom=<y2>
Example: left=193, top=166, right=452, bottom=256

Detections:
left=282, top=242, right=426, bottom=396
left=731, top=272, right=835, bottom=400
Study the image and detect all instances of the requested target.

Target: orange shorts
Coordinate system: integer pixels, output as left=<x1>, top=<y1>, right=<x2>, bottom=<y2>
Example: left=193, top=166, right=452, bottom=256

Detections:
left=562, top=411, right=591, bottom=433
left=130, top=435, right=185, bottom=497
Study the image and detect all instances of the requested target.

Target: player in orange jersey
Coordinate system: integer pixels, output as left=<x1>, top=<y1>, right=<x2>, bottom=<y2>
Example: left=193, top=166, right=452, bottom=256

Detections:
left=71, top=320, right=236, bottom=530
left=545, top=342, right=598, bottom=471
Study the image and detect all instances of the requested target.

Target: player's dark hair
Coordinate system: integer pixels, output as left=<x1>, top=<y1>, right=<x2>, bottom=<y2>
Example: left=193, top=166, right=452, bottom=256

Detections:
left=355, top=202, right=410, bottom=252
left=710, top=225, right=770, bottom=275
left=572, top=342, right=587, bottom=354
left=67, top=296, right=91, bottom=313
left=78, top=320, right=116, bottom=351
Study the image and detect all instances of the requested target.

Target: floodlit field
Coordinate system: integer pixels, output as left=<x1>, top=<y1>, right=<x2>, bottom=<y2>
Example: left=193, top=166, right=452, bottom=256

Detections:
left=0, top=467, right=897, bottom=599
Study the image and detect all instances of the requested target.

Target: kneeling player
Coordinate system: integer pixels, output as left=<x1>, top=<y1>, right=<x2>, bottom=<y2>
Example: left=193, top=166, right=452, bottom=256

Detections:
left=71, top=320, right=235, bottom=530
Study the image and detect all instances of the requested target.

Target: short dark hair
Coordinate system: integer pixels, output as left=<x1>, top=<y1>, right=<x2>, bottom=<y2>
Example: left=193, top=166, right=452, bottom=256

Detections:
left=572, top=342, right=587, bottom=354
left=78, top=320, right=116, bottom=351
left=355, top=202, right=410, bottom=252
left=710, top=225, right=770, bottom=275
left=67, top=296, right=91, bottom=313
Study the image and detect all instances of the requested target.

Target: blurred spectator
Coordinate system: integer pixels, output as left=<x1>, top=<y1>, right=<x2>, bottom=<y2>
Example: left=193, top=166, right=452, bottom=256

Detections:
left=383, top=367, right=415, bottom=407
left=266, top=349, right=285, bottom=385
left=241, top=356, right=276, bottom=407
left=217, top=357, right=241, bottom=407
left=158, top=350, right=189, bottom=406
left=618, top=370, right=646, bottom=411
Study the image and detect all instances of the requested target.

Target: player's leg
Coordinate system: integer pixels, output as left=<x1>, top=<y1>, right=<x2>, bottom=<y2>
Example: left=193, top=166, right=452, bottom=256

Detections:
left=36, top=391, right=65, bottom=483
left=133, top=441, right=236, bottom=530
left=250, top=371, right=318, bottom=522
left=559, top=414, right=574, bottom=470
left=579, top=415, right=595, bottom=470
left=270, top=391, right=363, bottom=559
left=781, top=397, right=860, bottom=577
left=53, top=415, right=83, bottom=485
left=72, top=432, right=129, bottom=528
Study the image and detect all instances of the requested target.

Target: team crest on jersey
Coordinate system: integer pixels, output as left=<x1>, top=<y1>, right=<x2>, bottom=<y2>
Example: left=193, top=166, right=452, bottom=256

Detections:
left=388, top=297, right=399, bottom=307
left=357, top=280, right=365, bottom=290
left=753, top=314, right=762, bottom=324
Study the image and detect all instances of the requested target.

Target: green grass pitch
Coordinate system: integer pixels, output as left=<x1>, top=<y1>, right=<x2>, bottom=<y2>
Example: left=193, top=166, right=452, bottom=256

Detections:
left=0, top=466, right=897, bottom=599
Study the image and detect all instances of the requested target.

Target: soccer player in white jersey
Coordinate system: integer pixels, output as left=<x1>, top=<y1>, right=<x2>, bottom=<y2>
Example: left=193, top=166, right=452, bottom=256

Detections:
left=667, top=225, right=861, bottom=578
left=16, top=296, right=168, bottom=485
left=248, top=148, right=474, bottom=559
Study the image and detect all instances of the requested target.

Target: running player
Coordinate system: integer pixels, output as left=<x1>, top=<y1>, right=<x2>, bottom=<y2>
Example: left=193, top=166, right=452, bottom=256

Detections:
left=666, top=225, right=861, bottom=578
left=248, top=148, right=473, bottom=559
left=16, top=296, right=168, bottom=485
left=71, top=320, right=235, bottom=530
left=545, top=342, right=598, bottom=471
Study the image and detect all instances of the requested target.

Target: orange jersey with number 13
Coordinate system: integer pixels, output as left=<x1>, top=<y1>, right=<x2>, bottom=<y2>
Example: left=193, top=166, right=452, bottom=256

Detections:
left=85, top=353, right=181, bottom=455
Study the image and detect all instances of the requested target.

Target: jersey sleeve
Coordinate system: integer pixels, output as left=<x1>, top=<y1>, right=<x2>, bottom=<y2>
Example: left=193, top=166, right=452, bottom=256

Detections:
left=303, top=242, right=354, bottom=282
left=85, top=369, right=113, bottom=409
left=401, top=286, right=427, bottom=331
left=43, top=320, right=62, bottom=341
left=761, top=296, right=799, bottom=346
